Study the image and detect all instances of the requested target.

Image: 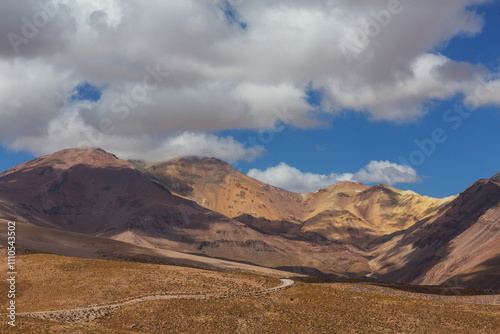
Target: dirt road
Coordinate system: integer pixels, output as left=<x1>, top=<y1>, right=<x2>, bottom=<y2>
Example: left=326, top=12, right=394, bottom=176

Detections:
left=16, top=278, right=295, bottom=324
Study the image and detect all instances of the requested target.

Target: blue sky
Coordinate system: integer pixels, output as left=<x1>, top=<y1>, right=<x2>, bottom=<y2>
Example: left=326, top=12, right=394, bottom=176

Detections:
left=227, top=102, right=500, bottom=198
left=0, top=0, right=499, bottom=198
left=232, top=1, right=500, bottom=197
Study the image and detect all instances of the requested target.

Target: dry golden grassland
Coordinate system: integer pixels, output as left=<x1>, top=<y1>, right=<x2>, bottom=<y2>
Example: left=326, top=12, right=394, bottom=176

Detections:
left=0, top=251, right=499, bottom=333
left=96, top=284, right=500, bottom=334
left=0, top=252, right=277, bottom=313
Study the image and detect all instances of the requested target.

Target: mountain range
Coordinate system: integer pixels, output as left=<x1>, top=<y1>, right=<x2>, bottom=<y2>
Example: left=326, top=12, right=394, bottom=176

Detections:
left=0, top=148, right=498, bottom=289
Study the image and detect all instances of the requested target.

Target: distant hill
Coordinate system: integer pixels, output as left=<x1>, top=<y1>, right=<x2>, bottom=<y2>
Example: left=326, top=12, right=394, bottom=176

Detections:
left=140, top=156, right=454, bottom=247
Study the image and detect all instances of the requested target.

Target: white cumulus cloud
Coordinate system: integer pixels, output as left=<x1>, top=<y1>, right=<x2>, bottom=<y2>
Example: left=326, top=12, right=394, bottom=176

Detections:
left=352, top=161, right=422, bottom=185
left=11, top=109, right=264, bottom=163
left=248, top=161, right=421, bottom=193
left=0, top=0, right=499, bottom=159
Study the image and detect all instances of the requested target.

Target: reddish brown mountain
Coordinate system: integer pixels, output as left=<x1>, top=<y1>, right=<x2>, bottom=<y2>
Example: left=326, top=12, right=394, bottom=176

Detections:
left=0, top=148, right=498, bottom=288
left=0, top=148, right=368, bottom=274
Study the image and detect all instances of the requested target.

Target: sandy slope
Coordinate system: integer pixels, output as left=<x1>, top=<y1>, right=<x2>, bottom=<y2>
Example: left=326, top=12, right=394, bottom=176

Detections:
left=0, top=220, right=296, bottom=278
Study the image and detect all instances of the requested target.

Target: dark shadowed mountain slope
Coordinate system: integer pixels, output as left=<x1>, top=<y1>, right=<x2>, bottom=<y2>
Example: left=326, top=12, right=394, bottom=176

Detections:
left=369, top=176, right=500, bottom=289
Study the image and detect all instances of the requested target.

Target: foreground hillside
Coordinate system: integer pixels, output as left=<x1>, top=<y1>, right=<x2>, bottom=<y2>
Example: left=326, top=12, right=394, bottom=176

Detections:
left=0, top=252, right=277, bottom=313
left=0, top=251, right=499, bottom=334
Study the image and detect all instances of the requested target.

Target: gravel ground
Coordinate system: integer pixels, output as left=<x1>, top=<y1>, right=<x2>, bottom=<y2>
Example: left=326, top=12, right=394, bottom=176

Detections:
left=324, top=282, right=500, bottom=305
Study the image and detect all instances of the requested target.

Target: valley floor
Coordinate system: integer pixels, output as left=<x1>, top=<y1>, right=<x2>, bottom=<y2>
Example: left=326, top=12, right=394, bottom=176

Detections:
left=1, top=253, right=499, bottom=333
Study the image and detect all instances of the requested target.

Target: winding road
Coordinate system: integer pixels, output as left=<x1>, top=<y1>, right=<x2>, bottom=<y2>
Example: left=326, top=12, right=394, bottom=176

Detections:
left=16, top=278, right=295, bottom=324
left=16, top=278, right=498, bottom=325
